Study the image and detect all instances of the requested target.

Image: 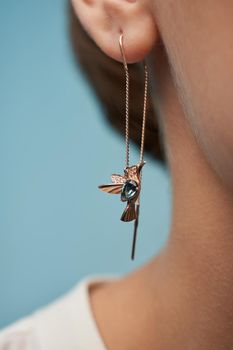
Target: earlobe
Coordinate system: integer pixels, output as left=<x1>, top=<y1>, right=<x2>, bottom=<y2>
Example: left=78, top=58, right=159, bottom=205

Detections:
left=71, top=0, right=158, bottom=63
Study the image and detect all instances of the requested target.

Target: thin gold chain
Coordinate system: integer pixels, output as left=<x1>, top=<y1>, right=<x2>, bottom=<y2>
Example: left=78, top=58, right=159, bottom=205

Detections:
left=119, top=34, right=148, bottom=168
left=119, top=34, right=130, bottom=168
left=139, top=61, right=148, bottom=164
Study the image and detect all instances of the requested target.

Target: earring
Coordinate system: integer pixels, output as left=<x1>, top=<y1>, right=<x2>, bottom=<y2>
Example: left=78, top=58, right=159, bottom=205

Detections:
left=98, top=33, right=148, bottom=260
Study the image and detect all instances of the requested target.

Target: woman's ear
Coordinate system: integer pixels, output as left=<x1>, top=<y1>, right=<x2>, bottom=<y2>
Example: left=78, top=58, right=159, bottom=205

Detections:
left=71, top=0, right=158, bottom=63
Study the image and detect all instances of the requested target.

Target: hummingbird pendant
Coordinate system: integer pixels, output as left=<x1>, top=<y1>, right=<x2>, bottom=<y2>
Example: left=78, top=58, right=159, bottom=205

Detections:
left=98, top=161, right=145, bottom=222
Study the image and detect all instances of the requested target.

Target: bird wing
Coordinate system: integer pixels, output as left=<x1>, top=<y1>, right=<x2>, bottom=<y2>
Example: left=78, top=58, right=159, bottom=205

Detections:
left=98, top=183, right=123, bottom=194
left=111, top=174, right=126, bottom=184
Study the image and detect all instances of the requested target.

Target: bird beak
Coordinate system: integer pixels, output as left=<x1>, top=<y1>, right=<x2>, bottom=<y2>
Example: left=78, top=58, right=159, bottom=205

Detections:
left=138, top=161, right=146, bottom=173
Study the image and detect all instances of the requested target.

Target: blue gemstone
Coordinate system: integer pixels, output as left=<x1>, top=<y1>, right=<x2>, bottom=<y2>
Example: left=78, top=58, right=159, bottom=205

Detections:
left=121, top=180, right=138, bottom=202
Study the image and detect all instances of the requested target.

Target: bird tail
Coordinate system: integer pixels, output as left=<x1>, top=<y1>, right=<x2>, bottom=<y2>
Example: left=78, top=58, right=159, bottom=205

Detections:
left=121, top=203, right=137, bottom=222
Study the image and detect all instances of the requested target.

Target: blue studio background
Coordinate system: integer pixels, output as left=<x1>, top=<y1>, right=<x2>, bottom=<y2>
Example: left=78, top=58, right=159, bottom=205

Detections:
left=0, top=0, right=171, bottom=328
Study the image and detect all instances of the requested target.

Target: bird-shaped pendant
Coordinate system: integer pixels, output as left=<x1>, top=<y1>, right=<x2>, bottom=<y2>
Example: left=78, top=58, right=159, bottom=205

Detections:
left=98, top=162, right=145, bottom=222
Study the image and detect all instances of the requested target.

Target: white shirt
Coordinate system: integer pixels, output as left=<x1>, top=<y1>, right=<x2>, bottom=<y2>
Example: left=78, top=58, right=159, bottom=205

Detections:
left=0, top=275, right=116, bottom=350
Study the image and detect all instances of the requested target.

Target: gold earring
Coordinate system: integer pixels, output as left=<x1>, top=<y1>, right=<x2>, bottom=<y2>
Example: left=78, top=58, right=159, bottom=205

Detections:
left=98, top=33, right=148, bottom=260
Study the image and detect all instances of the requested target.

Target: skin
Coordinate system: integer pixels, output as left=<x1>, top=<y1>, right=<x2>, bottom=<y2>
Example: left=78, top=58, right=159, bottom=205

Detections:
left=72, top=1, right=233, bottom=349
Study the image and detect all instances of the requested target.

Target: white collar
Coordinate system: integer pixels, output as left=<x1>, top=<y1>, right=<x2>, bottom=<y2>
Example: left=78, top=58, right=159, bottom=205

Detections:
left=34, top=275, right=118, bottom=350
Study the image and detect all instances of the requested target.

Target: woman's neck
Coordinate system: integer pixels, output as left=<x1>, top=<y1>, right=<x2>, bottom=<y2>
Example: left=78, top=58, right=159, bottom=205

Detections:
left=152, top=77, right=233, bottom=349
left=89, top=49, right=233, bottom=350
left=151, top=47, right=233, bottom=347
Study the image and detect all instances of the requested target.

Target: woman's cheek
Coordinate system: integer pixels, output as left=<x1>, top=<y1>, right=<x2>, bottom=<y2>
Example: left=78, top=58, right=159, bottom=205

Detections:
left=155, top=1, right=233, bottom=191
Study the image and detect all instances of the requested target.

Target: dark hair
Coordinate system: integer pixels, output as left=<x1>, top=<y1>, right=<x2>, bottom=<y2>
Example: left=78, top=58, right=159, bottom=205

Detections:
left=69, top=4, right=166, bottom=165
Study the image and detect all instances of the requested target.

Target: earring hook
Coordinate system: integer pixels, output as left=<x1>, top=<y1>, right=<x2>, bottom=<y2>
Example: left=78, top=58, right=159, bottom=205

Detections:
left=119, top=33, right=128, bottom=72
